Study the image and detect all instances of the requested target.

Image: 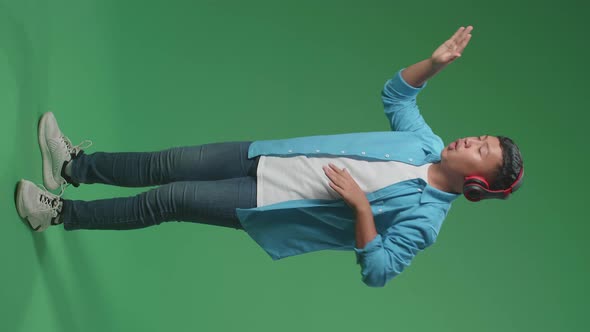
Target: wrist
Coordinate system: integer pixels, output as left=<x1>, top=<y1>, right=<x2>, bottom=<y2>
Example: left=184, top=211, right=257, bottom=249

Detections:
left=353, top=203, right=371, bottom=215
left=429, top=57, right=447, bottom=71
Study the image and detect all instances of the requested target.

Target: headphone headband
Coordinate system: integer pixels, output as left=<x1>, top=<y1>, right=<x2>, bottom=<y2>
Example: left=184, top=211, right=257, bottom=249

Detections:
left=463, top=165, right=524, bottom=202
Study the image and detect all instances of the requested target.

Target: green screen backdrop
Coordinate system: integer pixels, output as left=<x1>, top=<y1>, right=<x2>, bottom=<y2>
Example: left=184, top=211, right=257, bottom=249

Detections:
left=1, top=0, right=588, bottom=331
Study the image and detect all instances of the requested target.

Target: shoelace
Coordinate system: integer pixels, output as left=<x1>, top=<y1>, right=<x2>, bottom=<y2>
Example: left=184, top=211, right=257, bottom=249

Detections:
left=59, top=136, right=93, bottom=189
left=61, top=136, right=93, bottom=158
left=35, top=182, right=66, bottom=217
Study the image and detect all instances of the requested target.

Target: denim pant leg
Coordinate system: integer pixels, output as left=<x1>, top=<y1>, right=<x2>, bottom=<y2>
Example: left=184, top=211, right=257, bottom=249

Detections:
left=61, top=141, right=259, bottom=231
left=67, top=141, right=259, bottom=186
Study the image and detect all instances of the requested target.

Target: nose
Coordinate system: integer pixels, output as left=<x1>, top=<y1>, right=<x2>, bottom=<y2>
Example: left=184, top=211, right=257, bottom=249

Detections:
left=464, top=137, right=478, bottom=147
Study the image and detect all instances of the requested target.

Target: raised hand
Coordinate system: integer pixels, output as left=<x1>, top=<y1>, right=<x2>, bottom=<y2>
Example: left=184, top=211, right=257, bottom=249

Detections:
left=431, top=26, right=473, bottom=67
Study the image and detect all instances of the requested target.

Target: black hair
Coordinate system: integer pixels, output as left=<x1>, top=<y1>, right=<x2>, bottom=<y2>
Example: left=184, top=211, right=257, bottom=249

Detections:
left=489, top=136, right=523, bottom=191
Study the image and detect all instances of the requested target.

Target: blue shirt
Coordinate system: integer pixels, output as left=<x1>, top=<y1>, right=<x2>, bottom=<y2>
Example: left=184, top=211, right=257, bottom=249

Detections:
left=235, top=68, right=461, bottom=287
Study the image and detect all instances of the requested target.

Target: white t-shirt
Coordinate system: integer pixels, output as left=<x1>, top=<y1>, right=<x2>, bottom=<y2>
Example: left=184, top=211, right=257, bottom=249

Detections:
left=256, top=155, right=432, bottom=207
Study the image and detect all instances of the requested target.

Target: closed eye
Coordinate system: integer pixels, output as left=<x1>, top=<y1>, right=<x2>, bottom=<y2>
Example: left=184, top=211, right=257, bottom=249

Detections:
left=479, top=136, right=482, bottom=155
left=479, top=136, right=488, bottom=157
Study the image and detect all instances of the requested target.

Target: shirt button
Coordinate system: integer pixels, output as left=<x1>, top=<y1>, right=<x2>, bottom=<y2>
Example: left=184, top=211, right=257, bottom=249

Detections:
left=378, top=208, right=383, bottom=212
left=316, top=149, right=320, bottom=152
left=341, top=150, right=345, bottom=153
left=288, top=150, right=292, bottom=152
left=417, top=189, right=422, bottom=192
left=361, top=151, right=366, bottom=155
left=385, top=154, right=389, bottom=157
left=408, top=158, right=413, bottom=162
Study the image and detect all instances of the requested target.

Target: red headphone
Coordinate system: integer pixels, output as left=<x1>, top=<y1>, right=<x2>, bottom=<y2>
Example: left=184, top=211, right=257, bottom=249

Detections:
left=463, top=166, right=524, bottom=202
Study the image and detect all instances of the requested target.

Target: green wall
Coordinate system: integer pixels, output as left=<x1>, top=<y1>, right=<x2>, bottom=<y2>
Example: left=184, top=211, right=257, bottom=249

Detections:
left=1, top=0, right=587, bottom=331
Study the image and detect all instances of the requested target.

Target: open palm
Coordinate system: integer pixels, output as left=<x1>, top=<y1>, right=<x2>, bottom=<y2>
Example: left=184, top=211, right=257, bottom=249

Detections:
left=432, top=26, right=473, bottom=66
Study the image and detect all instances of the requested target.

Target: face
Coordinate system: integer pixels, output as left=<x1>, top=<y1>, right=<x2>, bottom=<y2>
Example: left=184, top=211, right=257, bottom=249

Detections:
left=441, top=135, right=504, bottom=181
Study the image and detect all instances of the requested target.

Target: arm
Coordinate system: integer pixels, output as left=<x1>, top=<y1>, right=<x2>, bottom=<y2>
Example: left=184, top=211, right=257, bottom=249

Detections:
left=381, top=26, right=473, bottom=133
left=401, top=58, right=446, bottom=88
left=353, top=215, right=441, bottom=288
left=381, top=68, right=430, bottom=133
left=325, top=172, right=434, bottom=286
left=354, top=205, right=378, bottom=249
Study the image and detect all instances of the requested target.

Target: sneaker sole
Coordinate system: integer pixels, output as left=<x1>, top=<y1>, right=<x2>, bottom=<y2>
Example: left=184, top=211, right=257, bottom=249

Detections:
left=38, top=113, right=60, bottom=191
left=15, top=179, right=25, bottom=219
left=15, top=179, right=42, bottom=231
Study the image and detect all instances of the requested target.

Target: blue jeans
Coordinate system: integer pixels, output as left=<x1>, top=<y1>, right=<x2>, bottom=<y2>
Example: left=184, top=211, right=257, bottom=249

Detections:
left=61, top=141, right=259, bottom=231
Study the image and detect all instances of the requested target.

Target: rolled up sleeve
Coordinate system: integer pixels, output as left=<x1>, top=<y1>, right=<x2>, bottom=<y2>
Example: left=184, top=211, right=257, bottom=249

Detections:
left=381, top=68, right=433, bottom=134
left=353, top=219, right=437, bottom=287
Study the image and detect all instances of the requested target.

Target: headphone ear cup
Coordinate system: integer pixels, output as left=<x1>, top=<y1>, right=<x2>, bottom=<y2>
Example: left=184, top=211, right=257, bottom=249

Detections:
left=463, top=177, right=489, bottom=202
left=464, top=184, right=485, bottom=202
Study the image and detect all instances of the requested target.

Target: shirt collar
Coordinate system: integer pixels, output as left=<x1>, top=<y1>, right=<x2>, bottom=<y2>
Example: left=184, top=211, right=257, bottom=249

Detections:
left=420, top=182, right=461, bottom=204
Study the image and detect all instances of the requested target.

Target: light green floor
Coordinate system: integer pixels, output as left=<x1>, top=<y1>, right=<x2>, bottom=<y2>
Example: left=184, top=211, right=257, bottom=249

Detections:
left=1, top=0, right=588, bottom=331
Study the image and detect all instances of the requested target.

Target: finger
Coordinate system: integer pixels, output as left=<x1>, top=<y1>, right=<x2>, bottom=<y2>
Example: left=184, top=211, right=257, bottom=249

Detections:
left=459, top=26, right=473, bottom=40
left=323, top=165, right=342, bottom=181
left=328, top=164, right=345, bottom=178
left=324, top=164, right=337, bottom=174
left=335, top=167, right=351, bottom=182
left=458, top=26, right=473, bottom=44
left=457, top=34, right=472, bottom=53
left=328, top=163, right=341, bottom=171
left=450, top=26, right=464, bottom=42
left=341, top=167, right=351, bottom=178
left=456, top=25, right=473, bottom=44
left=330, top=163, right=349, bottom=175
left=459, top=26, right=472, bottom=42
left=328, top=181, right=343, bottom=193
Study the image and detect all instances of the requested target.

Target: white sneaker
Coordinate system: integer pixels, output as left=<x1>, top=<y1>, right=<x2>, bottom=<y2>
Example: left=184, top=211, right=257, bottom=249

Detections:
left=15, top=179, right=66, bottom=232
left=38, top=112, right=93, bottom=192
